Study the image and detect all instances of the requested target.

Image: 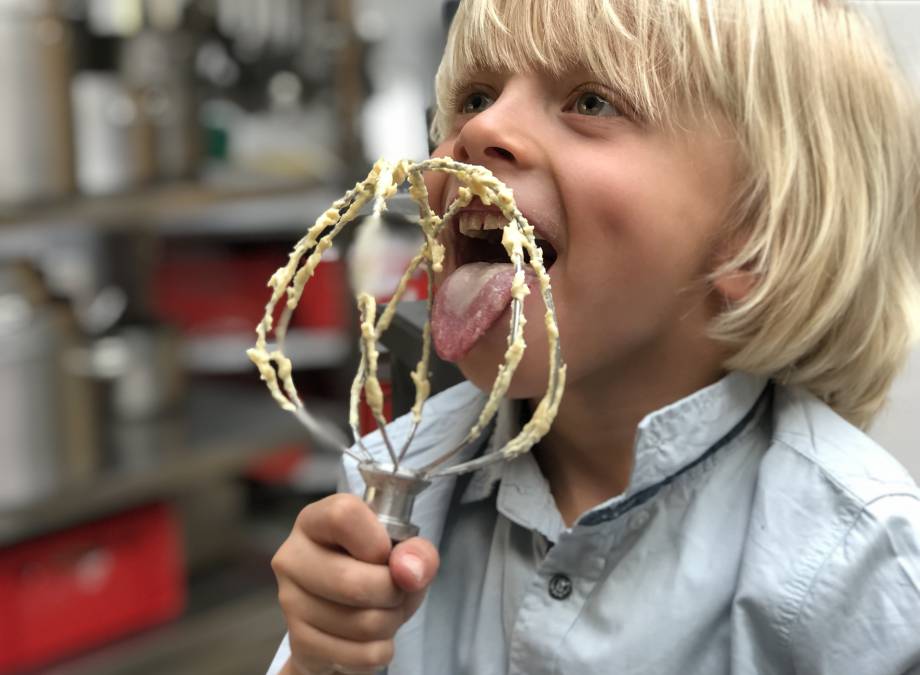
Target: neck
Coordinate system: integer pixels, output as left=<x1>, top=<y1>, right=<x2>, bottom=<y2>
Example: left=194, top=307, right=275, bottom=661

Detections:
left=531, top=349, right=725, bottom=526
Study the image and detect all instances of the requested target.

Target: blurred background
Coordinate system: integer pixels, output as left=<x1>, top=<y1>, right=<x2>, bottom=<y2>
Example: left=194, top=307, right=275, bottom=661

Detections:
left=0, top=0, right=448, bottom=673
left=0, top=1, right=915, bottom=674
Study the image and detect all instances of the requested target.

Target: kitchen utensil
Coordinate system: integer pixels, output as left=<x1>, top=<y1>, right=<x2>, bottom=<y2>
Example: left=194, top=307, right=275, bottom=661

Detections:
left=249, top=157, right=566, bottom=540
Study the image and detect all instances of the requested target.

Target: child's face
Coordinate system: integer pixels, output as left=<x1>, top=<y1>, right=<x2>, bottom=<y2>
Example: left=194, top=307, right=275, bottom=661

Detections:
left=426, top=69, right=743, bottom=402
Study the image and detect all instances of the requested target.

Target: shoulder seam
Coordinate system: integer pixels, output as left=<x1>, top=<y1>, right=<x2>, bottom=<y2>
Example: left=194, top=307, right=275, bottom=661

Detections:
left=780, top=486, right=920, bottom=669
left=771, top=434, right=917, bottom=509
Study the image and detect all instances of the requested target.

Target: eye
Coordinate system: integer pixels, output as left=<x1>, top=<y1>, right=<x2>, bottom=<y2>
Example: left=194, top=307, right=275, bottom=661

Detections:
left=572, top=91, right=621, bottom=117
left=460, top=91, right=494, bottom=114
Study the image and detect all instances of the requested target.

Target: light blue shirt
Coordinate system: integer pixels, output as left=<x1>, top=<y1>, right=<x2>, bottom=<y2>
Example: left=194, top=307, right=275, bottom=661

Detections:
left=268, top=371, right=920, bottom=674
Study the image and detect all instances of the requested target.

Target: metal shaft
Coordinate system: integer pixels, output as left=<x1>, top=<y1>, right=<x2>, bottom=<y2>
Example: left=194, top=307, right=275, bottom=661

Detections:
left=359, top=463, right=431, bottom=543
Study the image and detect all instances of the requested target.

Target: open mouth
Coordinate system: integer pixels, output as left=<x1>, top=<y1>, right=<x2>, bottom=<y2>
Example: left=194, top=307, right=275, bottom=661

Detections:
left=452, top=211, right=559, bottom=269
left=430, top=205, right=560, bottom=362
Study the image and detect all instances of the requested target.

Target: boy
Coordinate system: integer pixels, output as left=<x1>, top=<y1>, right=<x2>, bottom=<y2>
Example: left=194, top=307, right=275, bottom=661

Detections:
left=268, top=0, right=920, bottom=673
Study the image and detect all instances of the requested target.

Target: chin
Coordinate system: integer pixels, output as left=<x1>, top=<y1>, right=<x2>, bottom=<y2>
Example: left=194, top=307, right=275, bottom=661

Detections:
left=457, top=360, right=549, bottom=400
left=453, top=314, right=554, bottom=401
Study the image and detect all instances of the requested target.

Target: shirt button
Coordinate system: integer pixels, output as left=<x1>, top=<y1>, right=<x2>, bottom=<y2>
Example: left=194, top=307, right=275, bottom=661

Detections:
left=548, top=573, right=573, bottom=600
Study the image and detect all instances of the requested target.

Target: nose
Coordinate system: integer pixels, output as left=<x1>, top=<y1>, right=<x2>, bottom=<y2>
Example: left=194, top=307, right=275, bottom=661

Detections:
left=450, top=83, right=537, bottom=169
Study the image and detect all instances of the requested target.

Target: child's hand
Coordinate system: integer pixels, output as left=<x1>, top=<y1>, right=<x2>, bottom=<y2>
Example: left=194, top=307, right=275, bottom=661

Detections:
left=272, top=493, right=440, bottom=675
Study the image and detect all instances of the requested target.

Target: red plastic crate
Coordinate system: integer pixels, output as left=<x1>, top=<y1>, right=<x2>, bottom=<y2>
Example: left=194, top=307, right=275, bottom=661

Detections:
left=152, top=249, right=348, bottom=334
left=245, top=445, right=308, bottom=484
left=0, top=503, right=185, bottom=673
left=358, top=378, right=393, bottom=436
left=293, top=252, right=349, bottom=330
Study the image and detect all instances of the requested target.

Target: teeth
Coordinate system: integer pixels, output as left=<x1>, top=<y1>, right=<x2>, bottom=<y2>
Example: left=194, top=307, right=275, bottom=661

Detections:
left=457, top=211, right=505, bottom=239
left=458, top=212, right=507, bottom=238
left=483, top=214, right=503, bottom=230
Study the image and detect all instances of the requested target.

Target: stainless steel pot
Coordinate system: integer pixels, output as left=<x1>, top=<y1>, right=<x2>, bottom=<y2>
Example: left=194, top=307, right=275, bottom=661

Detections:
left=0, top=0, right=76, bottom=205
left=71, top=72, right=157, bottom=196
left=120, top=28, right=200, bottom=181
left=67, top=322, right=185, bottom=421
left=84, top=324, right=186, bottom=420
left=0, top=262, right=98, bottom=507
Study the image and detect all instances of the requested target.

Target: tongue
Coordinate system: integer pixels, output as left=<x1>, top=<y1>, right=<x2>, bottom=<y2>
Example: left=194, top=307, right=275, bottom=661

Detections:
left=432, top=262, right=516, bottom=362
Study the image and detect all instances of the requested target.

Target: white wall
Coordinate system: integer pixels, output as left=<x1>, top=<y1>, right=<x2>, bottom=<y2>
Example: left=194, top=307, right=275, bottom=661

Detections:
left=872, top=349, right=920, bottom=477
left=855, top=2, right=920, bottom=478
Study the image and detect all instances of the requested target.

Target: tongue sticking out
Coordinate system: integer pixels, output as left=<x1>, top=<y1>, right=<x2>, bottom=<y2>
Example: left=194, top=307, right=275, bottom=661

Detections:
left=432, top=262, right=517, bottom=362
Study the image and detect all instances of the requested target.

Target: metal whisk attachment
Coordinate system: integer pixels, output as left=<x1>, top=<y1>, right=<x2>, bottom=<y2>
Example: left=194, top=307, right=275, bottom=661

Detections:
left=248, top=157, right=566, bottom=541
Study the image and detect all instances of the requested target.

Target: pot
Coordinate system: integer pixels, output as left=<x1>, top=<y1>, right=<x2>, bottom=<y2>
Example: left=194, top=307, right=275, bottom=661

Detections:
left=71, top=72, right=157, bottom=196
left=0, top=262, right=98, bottom=507
left=0, top=0, right=75, bottom=205
left=68, top=322, right=185, bottom=421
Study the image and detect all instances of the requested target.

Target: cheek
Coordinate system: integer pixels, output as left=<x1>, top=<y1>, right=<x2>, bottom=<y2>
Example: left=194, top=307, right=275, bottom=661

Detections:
left=422, top=170, right=447, bottom=216
left=563, top=164, right=717, bottom=287
left=423, top=140, right=456, bottom=214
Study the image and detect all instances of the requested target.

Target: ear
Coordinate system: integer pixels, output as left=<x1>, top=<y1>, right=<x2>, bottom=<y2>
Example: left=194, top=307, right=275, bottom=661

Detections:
left=713, top=268, right=757, bottom=303
left=710, top=231, right=757, bottom=304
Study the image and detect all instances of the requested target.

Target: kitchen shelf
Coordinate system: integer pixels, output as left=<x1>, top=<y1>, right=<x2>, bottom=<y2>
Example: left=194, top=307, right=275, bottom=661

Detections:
left=182, top=328, right=352, bottom=373
left=0, top=179, right=344, bottom=236
left=0, top=383, right=345, bottom=547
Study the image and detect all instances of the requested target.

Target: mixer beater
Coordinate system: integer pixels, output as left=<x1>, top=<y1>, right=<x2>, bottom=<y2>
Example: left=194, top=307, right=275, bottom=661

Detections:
left=248, top=157, right=566, bottom=541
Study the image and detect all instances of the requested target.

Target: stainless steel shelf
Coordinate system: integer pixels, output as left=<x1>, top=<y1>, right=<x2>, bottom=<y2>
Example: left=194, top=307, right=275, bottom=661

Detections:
left=182, top=328, right=352, bottom=373
left=0, top=383, right=344, bottom=547
left=0, top=180, right=344, bottom=235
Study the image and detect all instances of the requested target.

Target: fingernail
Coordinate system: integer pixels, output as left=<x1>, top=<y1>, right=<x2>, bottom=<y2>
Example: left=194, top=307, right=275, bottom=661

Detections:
left=403, top=554, right=424, bottom=583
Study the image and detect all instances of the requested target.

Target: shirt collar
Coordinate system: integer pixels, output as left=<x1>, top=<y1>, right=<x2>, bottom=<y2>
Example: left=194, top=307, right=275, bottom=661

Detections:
left=626, top=370, right=768, bottom=497
left=461, top=370, right=770, bottom=537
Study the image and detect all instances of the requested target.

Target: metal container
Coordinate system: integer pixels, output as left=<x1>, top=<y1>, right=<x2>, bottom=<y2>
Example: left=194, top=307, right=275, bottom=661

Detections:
left=0, top=0, right=75, bottom=205
left=71, top=72, right=156, bottom=196
left=120, top=28, right=200, bottom=181
left=83, top=323, right=185, bottom=420
left=0, top=263, right=98, bottom=507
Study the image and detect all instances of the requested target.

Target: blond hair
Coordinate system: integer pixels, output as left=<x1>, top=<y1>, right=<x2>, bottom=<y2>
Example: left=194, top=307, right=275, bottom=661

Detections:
left=430, top=0, right=920, bottom=428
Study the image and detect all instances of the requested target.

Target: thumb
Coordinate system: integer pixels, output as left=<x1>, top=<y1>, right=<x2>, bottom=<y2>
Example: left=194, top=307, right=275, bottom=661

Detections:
left=389, top=536, right=440, bottom=593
